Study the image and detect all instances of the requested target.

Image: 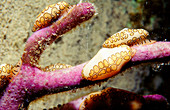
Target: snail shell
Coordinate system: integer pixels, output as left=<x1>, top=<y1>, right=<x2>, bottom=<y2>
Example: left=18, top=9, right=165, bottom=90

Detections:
left=79, top=87, right=144, bottom=110
left=32, top=1, right=69, bottom=32
left=103, top=28, right=149, bottom=48
left=82, top=45, right=135, bottom=81
left=0, top=59, right=22, bottom=89
left=82, top=28, right=150, bottom=81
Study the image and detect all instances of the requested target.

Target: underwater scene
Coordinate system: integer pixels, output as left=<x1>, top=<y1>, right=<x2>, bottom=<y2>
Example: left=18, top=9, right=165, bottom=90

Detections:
left=0, top=0, right=170, bottom=109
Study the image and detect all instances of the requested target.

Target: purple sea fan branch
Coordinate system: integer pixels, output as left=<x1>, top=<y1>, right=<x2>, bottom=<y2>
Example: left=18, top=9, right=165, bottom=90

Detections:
left=131, top=42, right=170, bottom=62
left=0, top=1, right=170, bottom=109
left=22, top=3, right=96, bottom=66
left=0, top=2, right=96, bottom=110
left=0, top=41, right=170, bottom=109
left=0, top=41, right=169, bottom=110
left=0, top=63, right=86, bottom=110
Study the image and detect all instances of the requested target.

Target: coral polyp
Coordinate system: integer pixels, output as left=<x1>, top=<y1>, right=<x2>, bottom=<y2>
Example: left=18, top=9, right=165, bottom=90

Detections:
left=42, top=63, right=72, bottom=72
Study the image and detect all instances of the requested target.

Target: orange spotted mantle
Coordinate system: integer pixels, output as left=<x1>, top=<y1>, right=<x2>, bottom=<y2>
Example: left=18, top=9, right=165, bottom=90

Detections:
left=32, top=1, right=69, bottom=32
left=103, top=28, right=149, bottom=48
left=32, top=2, right=149, bottom=82
left=0, top=59, right=22, bottom=89
left=0, top=2, right=70, bottom=89
left=82, top=28, right=149, bottom=81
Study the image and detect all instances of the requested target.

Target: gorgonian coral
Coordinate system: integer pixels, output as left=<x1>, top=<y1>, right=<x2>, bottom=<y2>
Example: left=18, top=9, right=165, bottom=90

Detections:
left=0, top=1, right=169, bottom=110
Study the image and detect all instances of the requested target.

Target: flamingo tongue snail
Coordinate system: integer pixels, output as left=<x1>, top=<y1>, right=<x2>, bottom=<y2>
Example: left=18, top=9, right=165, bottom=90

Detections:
left=22, top=2, right=96, bottom=67
left=0, top=2, right=96, bottom=110
left=82, top=28, right=154, bottom=81
left=32, top=1, right=70, bottom=32
left=0, top=1, right=170, bottom=109
left=0, top=59, right=22, bottom=89
left=102, top=28, right=150, bottom=48
left=82, top=45, right=135, bottom=81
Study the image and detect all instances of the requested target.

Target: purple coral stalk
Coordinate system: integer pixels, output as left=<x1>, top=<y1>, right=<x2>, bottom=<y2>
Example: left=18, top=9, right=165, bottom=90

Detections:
left=0, top=42, right=169, bottom=109
left=0, top=63, right=85, bottom=110
left=143, top=94, right=169, bottom=109
left=0, top=2, right=170, bottom=110
left=0, top=2, right=95, bottom=110
left=131, top=42, right=170, bottom=62
left=22, top=2, right=95, bottom=66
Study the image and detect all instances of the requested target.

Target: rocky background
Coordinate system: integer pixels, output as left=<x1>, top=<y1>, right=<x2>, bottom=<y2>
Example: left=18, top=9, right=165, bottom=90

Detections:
left=0, top=0, right=170, bottom=109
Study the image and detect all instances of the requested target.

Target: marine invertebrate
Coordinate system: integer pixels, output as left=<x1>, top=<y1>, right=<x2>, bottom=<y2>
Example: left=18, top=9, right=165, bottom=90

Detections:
left=22, top=2, right=95, bottom=67
left=0, top=2, right=96, bottom=109
left=0, top=63, right=86, bottom=110
left=143, top=94, right=168, bottom=109
left=83, top=88, right=168, bottom=110
left=0, top=1, right=170, bottom=110
left=131, top=42, right=170, bottom=62
left=0, top=59, right=22, bottom=90
left=82, top=28, right=153, bottom=81
left=79, top=87, right=144, bottom=110
left=1, top=42, right=169, bottom=110
left=32, top=1, right=69, bottom=32
left=82, top=45, right=134, bottom=81
left=103, top=28, right=149, bottom=48
left=42, top=63, right=72, bottom=72
left=82, top=41, right=169, bottom=81
left=0, top=64, right=13, bottom=89
left=62, top=87, right=168, bottom=110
